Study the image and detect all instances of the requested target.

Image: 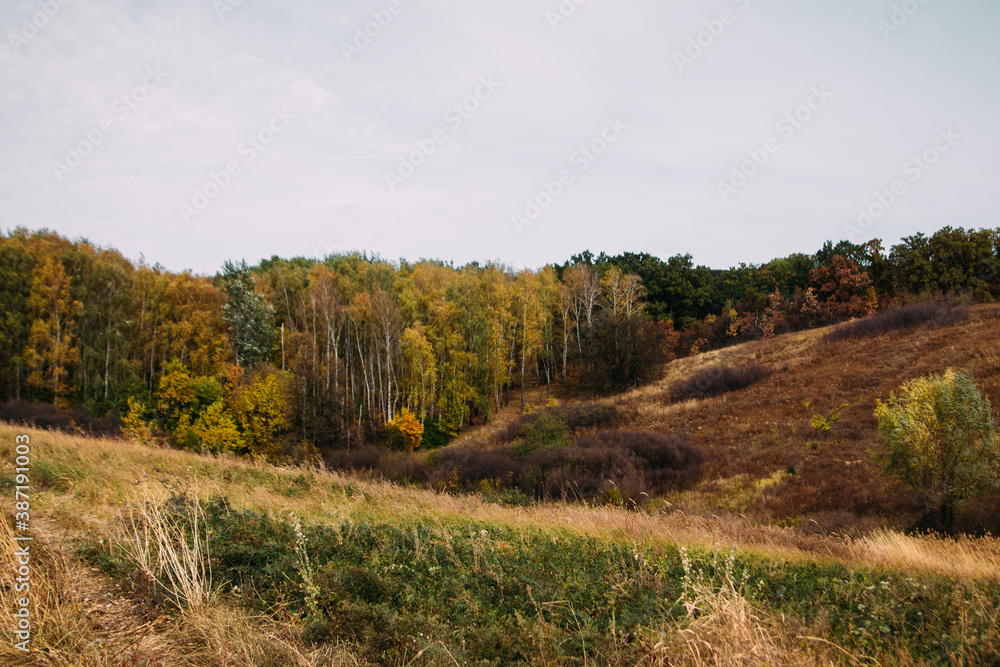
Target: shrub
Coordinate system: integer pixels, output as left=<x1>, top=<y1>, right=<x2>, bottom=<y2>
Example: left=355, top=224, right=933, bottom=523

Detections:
left=510, top=413, right=572, bottom=458
left=324, top=446, right=382, bottom=471
left=420, top=418, right=450, bottom=449
left=575, top=430, right=704, bottom=490
left=0, top=399, right=122, bottom=437
left=437, top=447, right=522, bottom=488
left=377, top=451, right=430, bottom=484
left=492, top=402, right=620, bottom=447
left=550, top=402, right=620, bottom=430
left=669, top=362, right=771, bottom=402
left=874, top=369, right=1000, bottom=531
left=387, top=408, right=423, bottom=451
left=824, top=302, right=966, bottom=342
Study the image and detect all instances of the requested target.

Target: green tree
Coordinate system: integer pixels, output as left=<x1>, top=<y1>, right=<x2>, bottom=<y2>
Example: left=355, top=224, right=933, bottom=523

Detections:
left=221, top=260, right=276, bottom=368
left=874, top=369, right=1000, bottom=530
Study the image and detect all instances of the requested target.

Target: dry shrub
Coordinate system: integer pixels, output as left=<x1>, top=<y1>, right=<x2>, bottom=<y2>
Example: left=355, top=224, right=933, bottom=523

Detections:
left=550, top=402, right=621, bottom=430
left=575, top=430, right=704, bottom=490
left=323, top=446, right=382, bottom=471
left=669, top=363, right=771, bottom=402
left=0, top=399, right=122, bottom=437
left=437, top=429, right=701, bottom=505
left=437, top=446, right=522, bottom=485
left=376, top=451, right=431, bottom=484
left=824, top=301, right=966, bottom=342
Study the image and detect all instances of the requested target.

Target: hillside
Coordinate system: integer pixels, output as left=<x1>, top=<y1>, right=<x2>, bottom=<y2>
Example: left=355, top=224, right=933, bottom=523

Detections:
left=3, top=304, right=1000, bottom=665
left=601, top=301, right=1000, bottom=533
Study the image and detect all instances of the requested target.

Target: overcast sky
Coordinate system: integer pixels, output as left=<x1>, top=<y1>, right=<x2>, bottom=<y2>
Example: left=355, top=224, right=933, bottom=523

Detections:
left=2, top=0, right=998, bottom=275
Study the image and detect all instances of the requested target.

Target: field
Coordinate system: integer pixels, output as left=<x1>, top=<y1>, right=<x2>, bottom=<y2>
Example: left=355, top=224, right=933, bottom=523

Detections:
left=3, top=305, right=1000, bottom=665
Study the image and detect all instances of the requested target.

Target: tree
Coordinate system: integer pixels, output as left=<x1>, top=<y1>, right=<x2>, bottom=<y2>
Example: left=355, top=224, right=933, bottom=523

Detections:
left=24, top=255, right=83, bottom=407
left=874, top=369, right=1000, bottom=531
left=388, top=407, right=423, bottom=450
left=235, top=370, right=293, bottom=461
left=191, top=401, right=243, bottom=453
left=221, top=260, right=276, bottom=368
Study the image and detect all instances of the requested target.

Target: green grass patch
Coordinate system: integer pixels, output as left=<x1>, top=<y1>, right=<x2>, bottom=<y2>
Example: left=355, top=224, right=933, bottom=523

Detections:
left=74, top=493, right=1000, bottom=665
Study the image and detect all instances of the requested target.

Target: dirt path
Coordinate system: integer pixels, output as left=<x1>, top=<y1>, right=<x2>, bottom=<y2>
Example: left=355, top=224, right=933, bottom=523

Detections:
left=26, top=517, right=174, bottom=666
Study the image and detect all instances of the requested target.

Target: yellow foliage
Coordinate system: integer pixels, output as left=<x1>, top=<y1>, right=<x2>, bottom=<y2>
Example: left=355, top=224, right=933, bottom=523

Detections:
left=235, top=373, right=292, bottom=462
left=192, top=401, right=243, bottom=454
left=123, top=397, right=156, bottom=446
left=389, top=408, right=423, bottom=451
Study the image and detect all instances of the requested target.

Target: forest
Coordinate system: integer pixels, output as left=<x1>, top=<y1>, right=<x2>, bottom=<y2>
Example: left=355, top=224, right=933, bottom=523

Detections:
left=1, top=225, right=998, bottom=462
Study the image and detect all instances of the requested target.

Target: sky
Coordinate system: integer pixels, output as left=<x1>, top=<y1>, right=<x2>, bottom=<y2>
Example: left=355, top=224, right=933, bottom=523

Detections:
left=1, top=0, right=998, bottom=276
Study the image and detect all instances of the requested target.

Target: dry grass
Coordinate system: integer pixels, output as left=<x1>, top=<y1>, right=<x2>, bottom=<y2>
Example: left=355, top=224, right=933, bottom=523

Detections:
left=113, top=483, right=212, bottom=611
left=857, top=529, right=1000, bottom=583
left=0, top=510, right=368, bottom=666
left=640, top=550, right=836, bottom=667
left=5, top=421, right=1000, bottom=664
left=10, top=420, right=1000, bottom=587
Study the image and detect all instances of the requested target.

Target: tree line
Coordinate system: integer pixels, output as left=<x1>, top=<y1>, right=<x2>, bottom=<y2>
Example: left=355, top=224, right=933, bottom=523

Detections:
left=1, top=225, right=998, bottom=460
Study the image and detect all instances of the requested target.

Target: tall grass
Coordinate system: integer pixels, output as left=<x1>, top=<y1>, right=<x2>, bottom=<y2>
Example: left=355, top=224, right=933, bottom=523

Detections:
left=642, top=549, right=830, bottom=667
left=113, top=485, right=213, bottom=610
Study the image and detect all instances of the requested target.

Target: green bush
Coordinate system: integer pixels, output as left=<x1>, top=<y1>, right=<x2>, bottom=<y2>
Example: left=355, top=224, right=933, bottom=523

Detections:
left=509, top=413, right=572, bottom=458
left=875, top=368, right=1000, bottom=530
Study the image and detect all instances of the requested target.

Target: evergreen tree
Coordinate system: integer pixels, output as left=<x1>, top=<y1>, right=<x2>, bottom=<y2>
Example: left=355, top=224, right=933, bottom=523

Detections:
left=221, top=260, right=276, bottom=368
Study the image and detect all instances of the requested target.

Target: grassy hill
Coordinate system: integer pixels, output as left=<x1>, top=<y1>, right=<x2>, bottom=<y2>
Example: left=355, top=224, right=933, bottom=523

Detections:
left=3, top=304, right=1000, bottom=665
left=608, top=302, right=1000, bottom=533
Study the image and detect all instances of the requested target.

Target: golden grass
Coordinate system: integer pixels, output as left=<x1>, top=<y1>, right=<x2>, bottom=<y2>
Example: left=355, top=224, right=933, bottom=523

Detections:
left=640, top=550, right=837, bottom=667
left=857, top=529, right=1000, bottom=583
left=7, top=422, right=1000, bottom=587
